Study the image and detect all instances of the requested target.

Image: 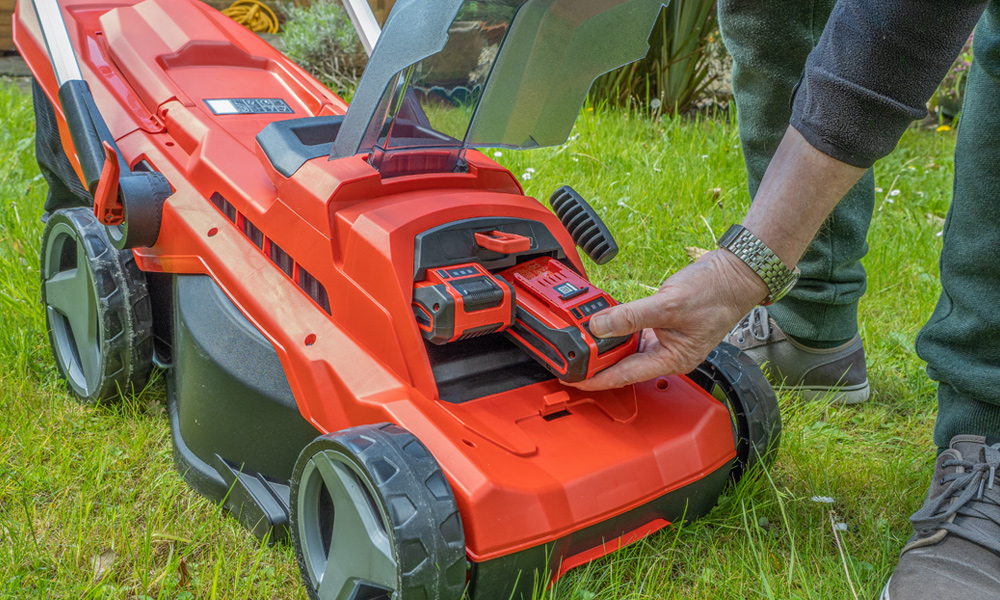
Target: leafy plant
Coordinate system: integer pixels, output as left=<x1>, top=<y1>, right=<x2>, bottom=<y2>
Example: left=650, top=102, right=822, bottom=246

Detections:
left=590, top=1, right=718, bottom=116
left=929, top=33, right=974, bottom=119
left=280, top=0, right=366, bottom=95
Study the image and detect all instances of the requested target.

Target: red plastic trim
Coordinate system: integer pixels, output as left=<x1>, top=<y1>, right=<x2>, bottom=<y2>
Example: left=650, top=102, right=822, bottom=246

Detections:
left=550, top=518, right=671, bottom=585
left=93, top=141, right=124, bottom=226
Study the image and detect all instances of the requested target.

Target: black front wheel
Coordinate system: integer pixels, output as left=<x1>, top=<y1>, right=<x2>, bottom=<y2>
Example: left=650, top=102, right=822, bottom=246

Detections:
left=687, top=343, right=782, bottom=485
left=40, top=208, right=153, bottom=403
left=290, top=423, right=468, bottom=600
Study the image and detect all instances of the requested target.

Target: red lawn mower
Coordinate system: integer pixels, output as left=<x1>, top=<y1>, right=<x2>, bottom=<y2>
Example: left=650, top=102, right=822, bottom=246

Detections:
left=14, top=0, right=780, bottom=597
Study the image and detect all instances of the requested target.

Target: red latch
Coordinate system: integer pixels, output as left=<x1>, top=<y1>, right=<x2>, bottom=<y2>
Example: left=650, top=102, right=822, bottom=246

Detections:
left=541, top=390, right=570, bottom=417
left=474, top=230, right=531, bottom=254
left=93, top=141, right=124, bottom=226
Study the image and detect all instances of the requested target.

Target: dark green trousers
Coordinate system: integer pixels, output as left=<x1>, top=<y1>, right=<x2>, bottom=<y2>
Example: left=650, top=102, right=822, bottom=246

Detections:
left=718, top=0, right=1000, bottom=446
left=916, top=5, right=1000, bottom=448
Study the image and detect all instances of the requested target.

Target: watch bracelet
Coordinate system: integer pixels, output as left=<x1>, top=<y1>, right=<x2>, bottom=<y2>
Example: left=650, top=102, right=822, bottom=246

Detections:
left=720, top=227, right=798, bottom=304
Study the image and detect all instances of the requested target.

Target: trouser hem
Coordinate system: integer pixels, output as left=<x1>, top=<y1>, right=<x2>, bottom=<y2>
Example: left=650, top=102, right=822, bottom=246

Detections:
left=934, top=384, right=1000, bottom=450
left=766, top=296, right=860, bottom=345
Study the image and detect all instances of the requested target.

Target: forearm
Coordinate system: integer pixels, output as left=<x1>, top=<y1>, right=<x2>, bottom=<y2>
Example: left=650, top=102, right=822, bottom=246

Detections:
left=738, top=126, right=866, bottom=275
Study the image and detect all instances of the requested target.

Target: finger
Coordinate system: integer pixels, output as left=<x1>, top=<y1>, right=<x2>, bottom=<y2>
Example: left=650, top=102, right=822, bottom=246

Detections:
left=589, top=294, right=672, bottom=338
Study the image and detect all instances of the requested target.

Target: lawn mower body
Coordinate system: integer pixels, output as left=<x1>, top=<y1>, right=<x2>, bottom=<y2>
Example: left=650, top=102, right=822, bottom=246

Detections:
left=16, top=0, right=775, bottom=597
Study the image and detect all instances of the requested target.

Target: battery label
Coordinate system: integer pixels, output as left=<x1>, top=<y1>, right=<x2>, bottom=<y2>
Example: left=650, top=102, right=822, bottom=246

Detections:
left=205, top=98, right=294, bottom=115
left=554, top=281, right=587, bottom=300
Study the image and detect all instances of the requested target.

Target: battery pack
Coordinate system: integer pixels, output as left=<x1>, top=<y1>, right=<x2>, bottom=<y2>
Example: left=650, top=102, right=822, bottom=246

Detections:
left=498, top=257, right=637, bottom=382
left=412, top=263, right=515, bottom=344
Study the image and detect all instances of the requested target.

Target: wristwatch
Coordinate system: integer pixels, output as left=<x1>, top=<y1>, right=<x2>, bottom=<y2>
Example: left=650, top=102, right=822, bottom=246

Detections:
left=718, top=224, right=800, bottom=305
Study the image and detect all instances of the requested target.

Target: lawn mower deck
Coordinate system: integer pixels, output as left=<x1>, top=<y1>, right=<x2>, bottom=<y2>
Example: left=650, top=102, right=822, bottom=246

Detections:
left=15, top=0, right=781, bottom=597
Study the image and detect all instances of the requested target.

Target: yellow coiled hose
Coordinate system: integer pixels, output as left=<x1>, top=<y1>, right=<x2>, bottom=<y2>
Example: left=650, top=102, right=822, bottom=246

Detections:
left=221, top=0, right=279, bottom=34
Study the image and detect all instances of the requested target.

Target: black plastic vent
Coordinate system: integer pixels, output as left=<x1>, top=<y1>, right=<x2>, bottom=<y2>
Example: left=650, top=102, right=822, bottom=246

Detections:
left=210, top=192, right=237, bottom=223
left=549, top=185, right=619, bottom=265
left=242, top=218, right=264, bottom=249
left=298, top=267, right=331, bottom=314
left=270, top=242, right=295, bottom=277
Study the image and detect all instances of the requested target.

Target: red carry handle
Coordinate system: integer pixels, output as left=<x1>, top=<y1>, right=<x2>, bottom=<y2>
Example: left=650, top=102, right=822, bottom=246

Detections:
left=474, top=230, right=531, bottom=254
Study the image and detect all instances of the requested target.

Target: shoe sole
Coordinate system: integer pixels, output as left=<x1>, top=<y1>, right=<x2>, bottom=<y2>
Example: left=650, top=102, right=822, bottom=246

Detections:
left=797, top=380, right=871, bottom=405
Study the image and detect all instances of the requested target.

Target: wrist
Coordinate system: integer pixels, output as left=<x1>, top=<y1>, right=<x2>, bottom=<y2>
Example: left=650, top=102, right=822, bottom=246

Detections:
left=703, top=249, right=770, bottom=309
left=718, top=224, right=800, bottom=304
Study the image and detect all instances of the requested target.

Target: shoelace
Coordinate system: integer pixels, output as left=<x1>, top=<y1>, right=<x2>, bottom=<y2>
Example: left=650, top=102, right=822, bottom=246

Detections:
left=909, top=444, right=1000, bottom=554
left=729, top=306, right=772, bottom=344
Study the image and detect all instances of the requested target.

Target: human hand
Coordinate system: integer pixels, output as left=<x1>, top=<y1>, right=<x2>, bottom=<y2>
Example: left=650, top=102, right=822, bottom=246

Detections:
left=569, top=249, right=769, bottom=390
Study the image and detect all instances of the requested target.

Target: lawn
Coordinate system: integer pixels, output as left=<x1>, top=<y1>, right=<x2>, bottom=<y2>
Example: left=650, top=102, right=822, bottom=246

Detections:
left=0, top=79, right=958, bottom=599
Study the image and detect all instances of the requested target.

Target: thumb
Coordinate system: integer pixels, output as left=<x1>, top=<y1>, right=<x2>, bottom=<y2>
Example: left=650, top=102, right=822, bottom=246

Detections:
left=589, top=294, right=669, bottom=338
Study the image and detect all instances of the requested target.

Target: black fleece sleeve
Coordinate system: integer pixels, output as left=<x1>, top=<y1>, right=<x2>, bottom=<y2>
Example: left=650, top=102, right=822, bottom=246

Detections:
left=790, top=0, right=986, bottom=168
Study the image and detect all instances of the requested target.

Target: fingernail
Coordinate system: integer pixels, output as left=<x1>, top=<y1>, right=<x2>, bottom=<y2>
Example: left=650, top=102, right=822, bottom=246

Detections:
left=589, top=315, right=610, bottom=337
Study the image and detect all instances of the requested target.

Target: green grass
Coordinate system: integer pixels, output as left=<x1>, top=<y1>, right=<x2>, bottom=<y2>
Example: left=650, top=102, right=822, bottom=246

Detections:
left=0, top=80, right=958, bottom=599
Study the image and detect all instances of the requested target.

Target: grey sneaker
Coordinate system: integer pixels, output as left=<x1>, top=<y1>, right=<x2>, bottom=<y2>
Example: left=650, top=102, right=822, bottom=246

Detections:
left=881, top=435, right=1000, bottom=599
left=724, top=306, right=871, bottom=404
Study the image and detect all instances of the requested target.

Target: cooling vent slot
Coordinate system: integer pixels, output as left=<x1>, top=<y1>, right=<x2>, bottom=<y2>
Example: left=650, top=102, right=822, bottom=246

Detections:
left=549, top=185, right=619, bottom=265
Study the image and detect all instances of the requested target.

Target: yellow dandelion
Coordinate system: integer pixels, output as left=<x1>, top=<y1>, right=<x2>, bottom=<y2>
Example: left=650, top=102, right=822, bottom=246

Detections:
left=936, top=125, right=952, bottom=132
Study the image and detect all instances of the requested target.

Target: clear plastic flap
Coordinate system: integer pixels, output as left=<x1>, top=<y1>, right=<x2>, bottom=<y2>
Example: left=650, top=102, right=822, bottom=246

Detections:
left=331, top=0, right=667, bottom=165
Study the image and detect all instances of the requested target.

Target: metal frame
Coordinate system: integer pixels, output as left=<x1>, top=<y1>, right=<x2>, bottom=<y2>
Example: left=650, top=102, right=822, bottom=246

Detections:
left=341, top=0, right=382, bottom=56
left=29, top=0, right=83, bottom=84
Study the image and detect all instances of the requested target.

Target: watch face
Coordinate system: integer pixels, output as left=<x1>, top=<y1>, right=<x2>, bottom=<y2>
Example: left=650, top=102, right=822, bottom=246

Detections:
left=718, top=224, right=744, bottom=248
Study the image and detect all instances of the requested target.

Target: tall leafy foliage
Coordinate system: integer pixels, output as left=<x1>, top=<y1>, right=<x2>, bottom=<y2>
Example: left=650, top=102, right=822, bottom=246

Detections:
left=590, top=1, right=718, bottom=116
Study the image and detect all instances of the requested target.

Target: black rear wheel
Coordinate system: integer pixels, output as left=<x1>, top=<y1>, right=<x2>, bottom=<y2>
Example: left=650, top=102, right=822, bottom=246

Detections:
left=290, top=423, right=468, bottom=600
left=687, top=343, right=781, bottom=485
left=40, top=208, right=153, bottom=403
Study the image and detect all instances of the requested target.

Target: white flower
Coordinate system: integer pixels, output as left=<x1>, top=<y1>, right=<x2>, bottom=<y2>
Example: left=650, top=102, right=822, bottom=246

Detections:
left=701, top=155, right=709, bottom=159
left=937, top=230, right=944, bottom=237
left=493, top=151, right=503, bottom=158
left=521, top=172, right=532, bottom=181
left=890, top=189, right=901, bottom=196
left=526, top=167, right=536, bottom=173
left=572, top=157, right=579, bottom=162
left=810, top=496, right=835, bottom=504
left=875, top=187, right=883, bottom=193
left=650, top=98, right=662, bottom=109
left=886, top=198, right=894, bottom=204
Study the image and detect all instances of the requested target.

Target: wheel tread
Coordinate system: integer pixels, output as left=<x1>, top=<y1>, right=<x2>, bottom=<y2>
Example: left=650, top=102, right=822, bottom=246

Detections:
left=689, top=343, right=781, bottom=485
left=290, top=424, right=467, bottom=600
left=41, top=208, right=153, bottom=404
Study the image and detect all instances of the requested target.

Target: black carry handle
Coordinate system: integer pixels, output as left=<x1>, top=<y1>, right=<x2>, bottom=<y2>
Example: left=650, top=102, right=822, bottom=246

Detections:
left=57, top=80, right=128, bottom=192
